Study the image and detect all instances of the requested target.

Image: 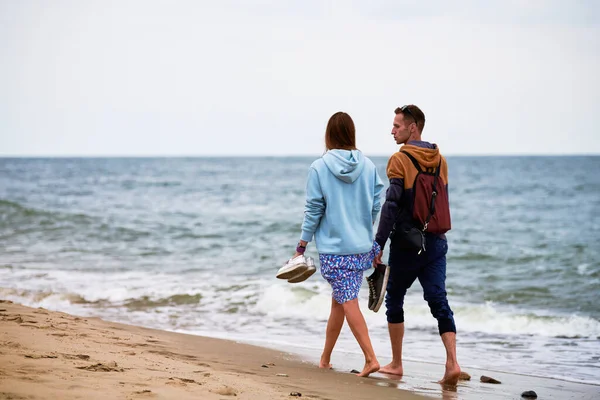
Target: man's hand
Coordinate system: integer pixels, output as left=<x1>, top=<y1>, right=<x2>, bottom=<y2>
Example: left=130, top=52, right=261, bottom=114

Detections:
left=374, top=250, right=383, bottom=267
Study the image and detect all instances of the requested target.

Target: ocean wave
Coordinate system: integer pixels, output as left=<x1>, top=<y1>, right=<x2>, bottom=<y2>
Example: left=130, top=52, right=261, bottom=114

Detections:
left=448, top=252, right=496, bottom=261
left=409, top=300, right=600, bottom=339
left=172, top=233, right=223, bottom=240
left=0, top=288, right=105, bottom=306
left=0, top=287, right=203, bottom=310
left=121, top=180, right=182, bottom=189
left=0, top=199, right=90, bottom=230
left=251, top=285, right=600, bottom=339
left=577, top=263, right=600, bottom=277
left=0, top=198, right=154, bottom=244
left=122, top=294, right=202, bottom=309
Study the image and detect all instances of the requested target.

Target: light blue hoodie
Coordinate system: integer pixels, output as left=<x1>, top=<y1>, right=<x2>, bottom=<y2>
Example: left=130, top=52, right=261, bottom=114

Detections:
left=300, top=149, right=384, bottom=255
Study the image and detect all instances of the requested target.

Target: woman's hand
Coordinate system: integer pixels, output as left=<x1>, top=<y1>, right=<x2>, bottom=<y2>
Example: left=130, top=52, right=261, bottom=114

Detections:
left=292, top=240, right=308, bottom=259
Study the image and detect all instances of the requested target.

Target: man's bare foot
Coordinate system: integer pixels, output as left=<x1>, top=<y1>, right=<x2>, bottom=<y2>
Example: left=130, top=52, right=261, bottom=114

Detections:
left=356, top=360, right=380, bottom=377
left=438, top=362, right=461, bottom=386
left=379, top=362, right=403, bottom=376
left=319, top=357, right=333, bottom=369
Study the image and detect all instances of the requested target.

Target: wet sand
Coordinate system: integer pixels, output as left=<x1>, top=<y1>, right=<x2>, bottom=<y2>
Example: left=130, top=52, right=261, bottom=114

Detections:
left=249, top=338, right=600, bottom=399
left=1, top=301, right=598, bottom=399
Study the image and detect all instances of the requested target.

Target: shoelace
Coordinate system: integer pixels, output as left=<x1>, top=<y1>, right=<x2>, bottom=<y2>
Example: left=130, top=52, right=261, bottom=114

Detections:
left=367, top=279, right=375, bottom=300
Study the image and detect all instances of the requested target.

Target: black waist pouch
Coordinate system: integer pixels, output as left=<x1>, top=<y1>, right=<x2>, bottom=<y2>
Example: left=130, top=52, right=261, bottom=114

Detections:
left=390, top=221, right=426, bottom=254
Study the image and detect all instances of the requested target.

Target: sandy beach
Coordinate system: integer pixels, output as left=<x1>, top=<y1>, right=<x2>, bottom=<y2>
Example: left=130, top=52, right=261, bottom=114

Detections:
left=1, top=301, right=599, bottom=400
left=0, top=301, right=425, bottom=400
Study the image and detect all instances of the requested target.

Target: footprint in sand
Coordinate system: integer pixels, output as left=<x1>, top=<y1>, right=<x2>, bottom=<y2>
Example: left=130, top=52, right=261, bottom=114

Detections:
left=176, top=377, right=199, bottom=384
left=165, top=378, right=187, bottom=387
left=165, top=377, right=201, bottom=386
left=62, top=354, right=91, bottom=360
left=76, top=362, right=124, bottom=372
left=133, top=389, right=155, bottom=396
left=1, top=341, right=21, bottom=349
left=211, top=386, right=238, bottom=396
left=24, top=354, right=58, bottom=359
left=5, top=315, right=23, bottom=323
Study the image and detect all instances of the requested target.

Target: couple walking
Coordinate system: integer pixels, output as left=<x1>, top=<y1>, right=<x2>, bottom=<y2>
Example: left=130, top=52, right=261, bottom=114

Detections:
left=286, top=106, right=460, bottom=385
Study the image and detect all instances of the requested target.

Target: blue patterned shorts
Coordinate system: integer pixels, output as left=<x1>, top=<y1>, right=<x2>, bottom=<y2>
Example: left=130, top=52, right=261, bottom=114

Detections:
left=319, top=241, right=381, bottom=304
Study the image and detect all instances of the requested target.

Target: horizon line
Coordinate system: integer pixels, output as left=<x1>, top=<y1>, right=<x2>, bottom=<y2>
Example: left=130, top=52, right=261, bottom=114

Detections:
left=1, top=153, right=600, bottom=158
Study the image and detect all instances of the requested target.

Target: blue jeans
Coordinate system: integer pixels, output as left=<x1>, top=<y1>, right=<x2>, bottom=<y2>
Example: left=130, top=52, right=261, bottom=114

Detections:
left=385, top=235, right=456, bottom=335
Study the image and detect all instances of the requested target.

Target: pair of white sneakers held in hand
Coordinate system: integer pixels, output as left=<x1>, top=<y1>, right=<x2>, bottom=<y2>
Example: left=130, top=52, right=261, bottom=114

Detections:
left=276, top=254, right=316, bottom=283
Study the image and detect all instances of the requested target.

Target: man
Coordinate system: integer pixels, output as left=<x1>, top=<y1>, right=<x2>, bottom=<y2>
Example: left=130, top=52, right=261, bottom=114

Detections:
left=372, top=105, right=461, bottom=386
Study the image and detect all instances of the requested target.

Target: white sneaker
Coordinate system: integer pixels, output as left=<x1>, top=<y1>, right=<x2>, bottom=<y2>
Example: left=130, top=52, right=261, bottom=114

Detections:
left=276, top=255, right=308, bottom=280
left=287, top=257, right=316, bottom=283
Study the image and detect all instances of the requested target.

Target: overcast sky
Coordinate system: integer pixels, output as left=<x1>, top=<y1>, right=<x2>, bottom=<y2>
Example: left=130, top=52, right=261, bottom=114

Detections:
left=1, top=0, right=599, bottom=156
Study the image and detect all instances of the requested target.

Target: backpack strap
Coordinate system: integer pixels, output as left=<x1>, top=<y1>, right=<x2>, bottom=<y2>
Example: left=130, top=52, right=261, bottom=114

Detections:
left=400, top=151, right=423, bottom=173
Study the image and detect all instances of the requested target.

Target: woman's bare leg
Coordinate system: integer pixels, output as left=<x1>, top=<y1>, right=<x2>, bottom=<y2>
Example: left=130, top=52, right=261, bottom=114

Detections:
left=320, top=297, right=345, bottom=369
left=342, top=298, right=380, bottom=377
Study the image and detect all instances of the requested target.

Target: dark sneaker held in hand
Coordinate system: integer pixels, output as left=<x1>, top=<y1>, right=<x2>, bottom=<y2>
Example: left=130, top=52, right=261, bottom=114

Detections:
left=366, top=263, right=389, bottom=312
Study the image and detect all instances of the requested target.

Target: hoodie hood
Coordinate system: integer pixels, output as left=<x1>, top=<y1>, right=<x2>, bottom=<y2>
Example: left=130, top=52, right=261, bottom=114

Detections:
left=402, top=141, right=441, bottom=169
left=322, top=149, right=365, bottom=183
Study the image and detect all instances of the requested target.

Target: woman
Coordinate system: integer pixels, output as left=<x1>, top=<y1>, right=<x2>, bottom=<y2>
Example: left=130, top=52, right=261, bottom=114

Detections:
left=294, top=112, right=384, bottom=377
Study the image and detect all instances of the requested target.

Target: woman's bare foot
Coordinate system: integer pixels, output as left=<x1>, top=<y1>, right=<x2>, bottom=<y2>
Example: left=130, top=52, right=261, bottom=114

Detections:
left=319, top=357, right=333, bottom=369
left=379, top=362, right=403, bottom=376
left=356, top=360, right=380, bottom=377
left=438, top=362, right=461, bottom=386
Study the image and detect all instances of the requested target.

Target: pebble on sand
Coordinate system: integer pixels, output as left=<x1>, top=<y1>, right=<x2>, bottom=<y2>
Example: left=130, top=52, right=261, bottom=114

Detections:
left=521, top=390, right=538, bottom=398
left=480, top=375, right=501, bottom=384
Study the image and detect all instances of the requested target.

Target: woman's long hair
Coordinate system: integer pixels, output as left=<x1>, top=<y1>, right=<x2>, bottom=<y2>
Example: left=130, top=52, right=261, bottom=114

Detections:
left=325, top=112, right=357, bottom=151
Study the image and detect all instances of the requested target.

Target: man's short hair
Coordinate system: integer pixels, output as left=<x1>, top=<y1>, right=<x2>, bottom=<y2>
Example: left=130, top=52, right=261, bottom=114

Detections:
left=395, top=105, right=425, bottom=132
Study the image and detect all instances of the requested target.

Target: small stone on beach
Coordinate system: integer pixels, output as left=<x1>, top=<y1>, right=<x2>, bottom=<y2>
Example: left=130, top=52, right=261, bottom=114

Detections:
left=480, top=375, right=501, bottom=384
left=290, top=392, right=302, bottom=397
left=458, top=371, right=471, bottom=380
left=521, top=390, right=538, bottom=398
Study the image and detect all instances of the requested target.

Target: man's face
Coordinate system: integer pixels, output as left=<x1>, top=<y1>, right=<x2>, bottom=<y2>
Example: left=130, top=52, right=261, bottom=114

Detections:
left=391, top=113, right=411, bottom=145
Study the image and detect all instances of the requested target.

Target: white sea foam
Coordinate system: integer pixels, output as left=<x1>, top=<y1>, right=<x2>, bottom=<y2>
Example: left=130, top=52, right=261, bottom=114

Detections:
left=4, top=264, right=599, bottom=340
left=252, top=284, right=600, bottom=339
left=577, top=263, right=599, bottom=277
